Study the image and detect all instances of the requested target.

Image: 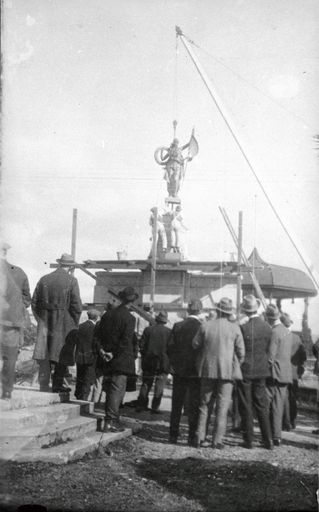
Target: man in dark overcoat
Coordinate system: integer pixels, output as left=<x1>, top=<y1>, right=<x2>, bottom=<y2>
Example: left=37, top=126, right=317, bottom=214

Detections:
left=168, top=299, right=203, bottom=446
left=74, top=309, right=100, bottom=400
left=237, top=295, right=273, bottom=449
left=265, top=304, right=293, bottom=446
left=100, top=286, right=139, bottom=432
left=32, top=253, right=82, bottom=392
left=136, top=310, right=171, bottom=413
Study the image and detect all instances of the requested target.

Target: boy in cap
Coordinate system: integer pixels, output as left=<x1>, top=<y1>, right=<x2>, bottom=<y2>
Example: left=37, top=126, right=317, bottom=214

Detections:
left=136, top=310, right=171, bottom=413
left=168, top=298, right=203, bottom=445
left=193, top=297, right=245, bottom=449
left=265, top=304, right=293, bottom=446
left=237, top=295, right=273, bottom=449
left=74, top=309, right=101, bottom=401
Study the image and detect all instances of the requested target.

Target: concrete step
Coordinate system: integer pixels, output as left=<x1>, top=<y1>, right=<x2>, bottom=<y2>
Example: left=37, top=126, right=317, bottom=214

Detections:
left=1, top=429, right=133, bottom=464
left=0, top=402, right=92, bottom=429
left=0, top=415, right=98, bottom=453
left=0, top=388, right=69, bottom=411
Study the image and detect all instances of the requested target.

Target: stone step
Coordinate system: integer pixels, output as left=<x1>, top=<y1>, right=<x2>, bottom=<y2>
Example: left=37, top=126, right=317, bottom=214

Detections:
left=1, top=429, right=133, bottom=464
left=0, top=402, right=91, bottom=429
left=0, top=388, right=69, bottom=411
left=0, top=415, right=98, bottom=454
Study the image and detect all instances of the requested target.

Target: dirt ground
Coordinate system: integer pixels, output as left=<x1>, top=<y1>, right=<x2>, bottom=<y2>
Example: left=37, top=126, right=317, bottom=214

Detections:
left=0, top=394, right=318, bottom=512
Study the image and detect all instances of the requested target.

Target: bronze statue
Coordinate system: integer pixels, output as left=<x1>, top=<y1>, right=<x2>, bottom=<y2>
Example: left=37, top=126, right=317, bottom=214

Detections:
left=154, top=129, right=198, bottom=198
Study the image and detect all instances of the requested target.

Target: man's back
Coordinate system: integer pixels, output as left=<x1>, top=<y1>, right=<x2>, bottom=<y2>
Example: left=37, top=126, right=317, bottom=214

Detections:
left=240, top=316, right=272, bottom=379
left=169, top=316, right=202, bottom=376
left=76, top=320, right=96, bottom=365
left=269, top=323, right=293, bottom=383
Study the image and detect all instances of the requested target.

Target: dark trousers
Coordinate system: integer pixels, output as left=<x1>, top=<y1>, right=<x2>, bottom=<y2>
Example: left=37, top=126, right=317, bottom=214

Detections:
left=137, top=371, right=167, bottom=411
left=75, top=364, right=96, bottom=400
left=1, top=344, right=19, bottom=397
left=237, top=377, right=272, bottom=445
left=37, top=359, right=68, bottom=391
left=170, top=375, right=200, bottom=441
left=105, top=373, right=127, bottom=422
left=283, top=380, right=299, bottom=428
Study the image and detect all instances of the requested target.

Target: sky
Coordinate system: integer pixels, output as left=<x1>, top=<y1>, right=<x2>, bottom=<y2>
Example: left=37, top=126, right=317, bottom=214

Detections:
left=2, top=0, right=319, bottom=333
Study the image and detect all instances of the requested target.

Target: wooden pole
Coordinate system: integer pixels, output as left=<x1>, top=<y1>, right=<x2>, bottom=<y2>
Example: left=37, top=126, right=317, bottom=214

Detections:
left=150, top=208, right=158, bottom=309
left=70, top=208, right=77, bottom=275
left=236, top=211, right=243, bottom=318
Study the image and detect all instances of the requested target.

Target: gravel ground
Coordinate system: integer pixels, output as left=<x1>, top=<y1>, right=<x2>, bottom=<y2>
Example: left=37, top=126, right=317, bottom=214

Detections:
left=0, top=402, right=318, bottom=512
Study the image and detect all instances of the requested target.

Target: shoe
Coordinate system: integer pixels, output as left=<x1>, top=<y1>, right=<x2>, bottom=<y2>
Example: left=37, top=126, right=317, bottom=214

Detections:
left=188, top=437, right=199, bottom=448
left=263, top=441, right=274, bottom=450
left=52, top=386, right=71, bottom=393
left=135, top=406, right=148, bottom=413
left=290, top=421, right=296, bottom=430
left=103, top=421, right=125, bottom=433
left=200, top=440, right=211, bottom=448
left=273, top=439, right=281, bottom=447
left=212, top=443, right=225, bottom=450
left=40, top=386, right=51, bottom=392
left=241, top=442, right=253, bottom=449
left=282, top=425, right=291, bottom=432
left=169, top=436, right=178, bottom=444
left=151, top=409, right=163, bottom=415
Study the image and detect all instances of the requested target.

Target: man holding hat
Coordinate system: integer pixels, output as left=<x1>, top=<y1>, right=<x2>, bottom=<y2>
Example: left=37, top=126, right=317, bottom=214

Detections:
left=136, top=310, right=171, bottom=414
left=237, top=295, right=273, bottom=449
left=193, top=297, right=245, bottom=449
left=265, top=304, right=293, bottom=446
left=73, top=309, right=101, bottom=401
left=168, top=298, right=203, bottom=445
left=32, top=253, right=82, bottom=392
left=101, top=286, right=139, bottom=432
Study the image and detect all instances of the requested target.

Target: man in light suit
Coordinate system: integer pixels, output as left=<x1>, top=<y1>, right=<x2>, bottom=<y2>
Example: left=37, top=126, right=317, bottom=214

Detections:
left=32, top=253, right=82, bottom=392
left=193, top=297, right=245, bottom=449
left=237, top=295, right=273, bottom=449
left=265, top=304, right=293, bottom=446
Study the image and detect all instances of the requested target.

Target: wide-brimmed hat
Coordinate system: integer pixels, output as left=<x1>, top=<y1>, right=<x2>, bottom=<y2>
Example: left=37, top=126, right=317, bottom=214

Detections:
left=215, top=297, right=233, bottom=315
left=155, top=310, right=168, bottom=323
left=280, top=312, right=293, bottom=327
left=241, top=294, right=261, bottom=313
left=188, top=298, right=202, bottom=313
left=265, top=304, right=280, bottom=320
left=56, top=253, right=75, bottom=265
left=118, top=286, right=139, bottom=302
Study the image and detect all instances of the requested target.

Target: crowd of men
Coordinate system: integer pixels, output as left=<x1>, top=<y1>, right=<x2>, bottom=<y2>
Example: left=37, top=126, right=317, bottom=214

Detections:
left=0, top=245, right=311, bottom=450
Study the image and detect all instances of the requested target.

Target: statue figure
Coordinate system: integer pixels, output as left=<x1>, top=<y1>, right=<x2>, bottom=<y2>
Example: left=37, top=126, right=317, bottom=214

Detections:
left=170, top=205, right=188, bottom=253
left=154, top=130, right=199, bottom=198
left=149, top=207, right=167, bottom=254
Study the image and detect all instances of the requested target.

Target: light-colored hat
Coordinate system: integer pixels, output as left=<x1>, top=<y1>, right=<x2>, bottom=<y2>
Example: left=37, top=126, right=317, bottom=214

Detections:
left=118, top=286, right=139, bottom=302
left=280, top=312, right=293, bottom=327
left=56, top=253, right=75, bottom=265
left=265, top=304, right=280, bottom=320
left=155, top=310, right=168, bottom=323
left=1, top=242, right=11, bottom=251
left=188, top=298, right=202, bottom=313
left=215, top=297, right=233, bottom=315
left=87, top=309, right=100, bottom=320
left=241, top=294, right=261, bottom=313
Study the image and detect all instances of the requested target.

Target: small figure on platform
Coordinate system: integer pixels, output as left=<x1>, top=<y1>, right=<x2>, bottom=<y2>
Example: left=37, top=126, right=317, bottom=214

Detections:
left=154, top=129, right=199, bottom=198
left=170, top=205, right=188, bottom=253
left=149, top=207, right=167, bottom=254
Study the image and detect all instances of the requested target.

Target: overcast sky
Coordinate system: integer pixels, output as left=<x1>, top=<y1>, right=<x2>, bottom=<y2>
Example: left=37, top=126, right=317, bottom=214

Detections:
left=2, top=0, right=319, bottom=333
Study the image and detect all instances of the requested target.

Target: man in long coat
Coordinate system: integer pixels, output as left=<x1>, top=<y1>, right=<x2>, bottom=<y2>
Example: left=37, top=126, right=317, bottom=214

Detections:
left=32, top=253, right=82, bottom=392
left=100, top=286, right=139, bottom=432
left=168, top=299, right=202, bottom=446
left=265, top=304, right=293, bottom=446
left=237, top=295, right=273, bottom=449
left=193, top=297, right=245, bottom=449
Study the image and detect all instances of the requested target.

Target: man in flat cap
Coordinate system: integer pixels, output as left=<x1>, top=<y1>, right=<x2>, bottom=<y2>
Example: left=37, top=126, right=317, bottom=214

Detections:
left=99, top=286, right=139, bottom=432
left=32, top=253, right=82, bottom=392
left=168, top=298, right=203, bottom=446
left=136, top=310, right=171, bottom=414
left=73, top=308, right=101, bottom=401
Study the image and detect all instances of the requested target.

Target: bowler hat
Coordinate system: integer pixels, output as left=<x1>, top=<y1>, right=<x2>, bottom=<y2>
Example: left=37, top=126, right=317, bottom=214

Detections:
left=241, top=294, right=261, bottom=313
left=215, top=297, right=233, bottom=315
left=280, top=312, right=293, bottom=327
left=56, top=253, right=75, bottom=265
left=155, top=310, right=168, bottom=323
left=265, top=304, right=280, bottom=320
left=118, top=286, right=139, bottom=302
left=188, top=298, right=202, bottom=313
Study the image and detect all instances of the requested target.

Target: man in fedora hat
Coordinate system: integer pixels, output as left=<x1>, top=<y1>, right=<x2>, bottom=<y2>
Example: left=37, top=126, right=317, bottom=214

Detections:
left=193, top=297, right=245, bottom=449
left=265, top=304, right=293, bottom=446
left=100, top=286, right=139, bottom=432
left=237, top=295, right=273, bottom=449
left=136, top=310, right=171, bottom=414
left=280, top=312, right=306, bottom=431
left=168, top=298, right=203, bottom=446
left=32, top=253, right=82, bottom=392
